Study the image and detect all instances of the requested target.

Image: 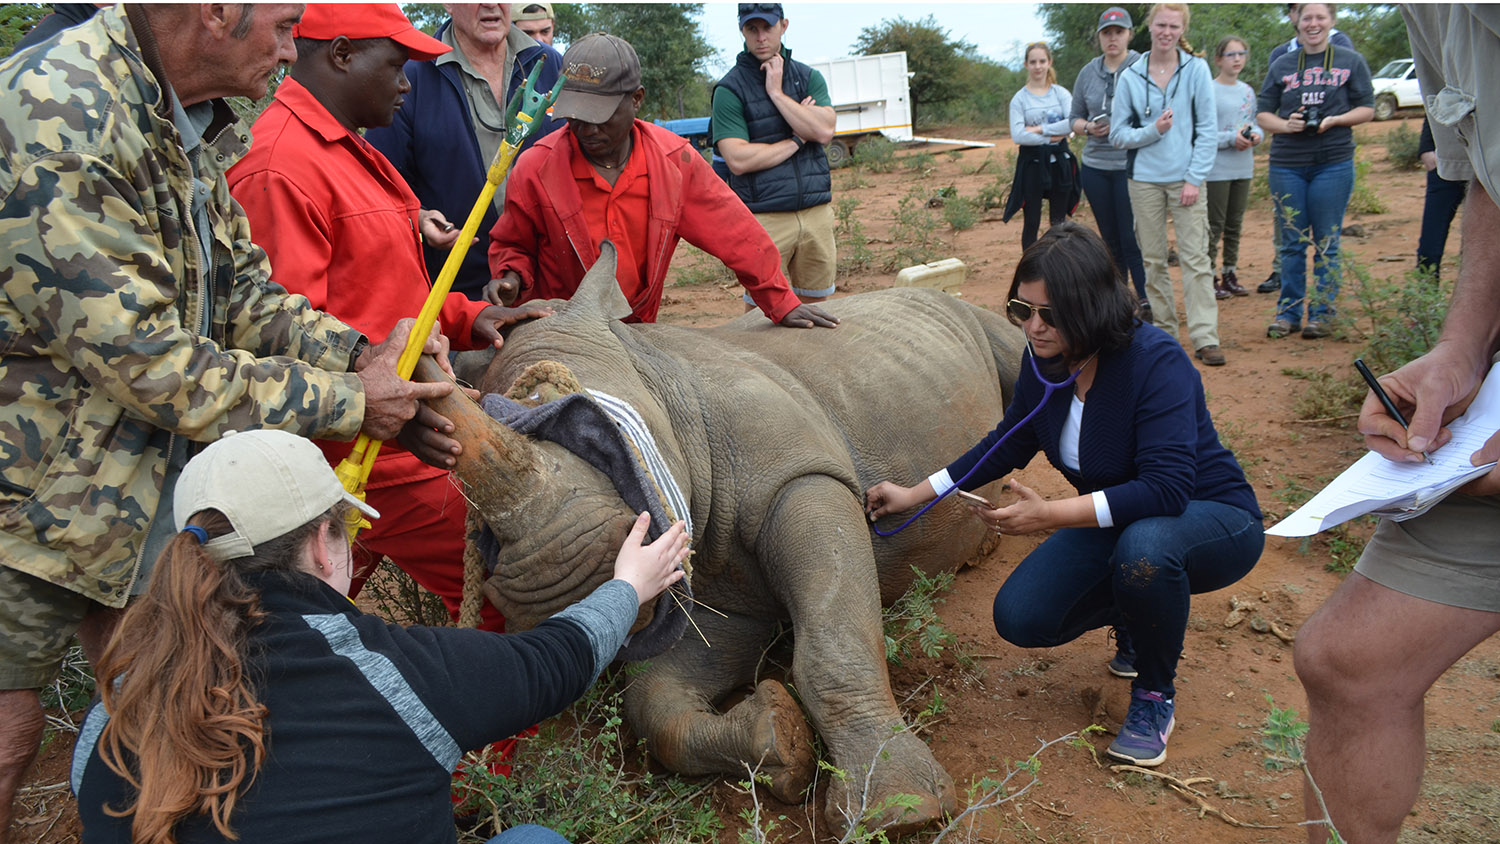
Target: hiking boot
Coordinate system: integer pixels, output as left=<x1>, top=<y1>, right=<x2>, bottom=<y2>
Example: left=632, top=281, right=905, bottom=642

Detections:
left=1222, top=269, right=1249, bottom=297
left=1107, top=627, right=1138, bottom=679
left=1301, top=320, right=1332, bottom=339
left=1266, top=318, right=1298, bottom=339
left=1107, top=689, right=1175, bottom=766
left=1213, top=275, right=1232, bottom=300
left=1195, top=344, right=1226, bottom=366
left=1257, top=271, right=1281, bottom=294
left=1138, top=298, right=1153, bottom=325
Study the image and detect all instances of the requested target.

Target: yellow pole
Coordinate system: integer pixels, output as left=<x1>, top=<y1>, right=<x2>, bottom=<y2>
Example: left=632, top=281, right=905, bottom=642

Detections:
left=335, top=61, right=565, bottom=539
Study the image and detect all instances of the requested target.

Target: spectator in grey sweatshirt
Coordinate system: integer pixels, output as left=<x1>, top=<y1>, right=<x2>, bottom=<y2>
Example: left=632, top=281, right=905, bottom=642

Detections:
left=1070, top=6, right=1149, bottom=321
left=1109, top=3, right=1221, bottom=366
left=1206, top=35, right=1263, bottom=300
left=1004, top=41, right=1079, bottom=249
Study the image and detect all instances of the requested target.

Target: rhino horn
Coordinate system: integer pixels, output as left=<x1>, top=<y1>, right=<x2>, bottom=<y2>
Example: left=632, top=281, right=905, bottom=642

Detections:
left=411, top=356, right=544, bottom=521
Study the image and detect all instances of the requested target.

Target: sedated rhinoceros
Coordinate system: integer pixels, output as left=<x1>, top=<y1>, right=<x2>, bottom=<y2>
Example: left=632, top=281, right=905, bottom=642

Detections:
left=417, top=244, right=1025, bottom=833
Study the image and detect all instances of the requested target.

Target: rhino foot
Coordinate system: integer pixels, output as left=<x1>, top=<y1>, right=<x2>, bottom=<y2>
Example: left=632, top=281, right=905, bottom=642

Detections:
left=824, top=728, right=956, bottom=836
left=742, top=680, right=816, bottom=802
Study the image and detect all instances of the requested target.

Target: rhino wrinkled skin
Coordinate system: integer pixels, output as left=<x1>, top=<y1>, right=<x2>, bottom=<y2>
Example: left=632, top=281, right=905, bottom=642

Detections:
left=429, top=245, right=1026, bottom=833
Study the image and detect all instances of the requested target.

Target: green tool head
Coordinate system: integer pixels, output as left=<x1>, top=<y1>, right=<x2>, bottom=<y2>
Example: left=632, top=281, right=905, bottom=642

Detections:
left=505, top=55, right=568, bottom=145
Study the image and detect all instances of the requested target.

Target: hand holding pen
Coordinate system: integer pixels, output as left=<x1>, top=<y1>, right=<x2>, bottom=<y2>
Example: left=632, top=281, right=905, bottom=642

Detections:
left=1355, top=359, right=1434, bottom=465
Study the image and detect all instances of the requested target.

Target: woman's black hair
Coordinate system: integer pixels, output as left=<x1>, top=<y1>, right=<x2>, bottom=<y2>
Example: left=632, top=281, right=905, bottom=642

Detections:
left=1006, top=221, right=1138, bottom=366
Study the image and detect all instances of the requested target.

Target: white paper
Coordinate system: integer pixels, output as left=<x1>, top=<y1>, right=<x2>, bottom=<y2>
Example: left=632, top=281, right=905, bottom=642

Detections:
left=1267, top=361, right=1500, bottom=537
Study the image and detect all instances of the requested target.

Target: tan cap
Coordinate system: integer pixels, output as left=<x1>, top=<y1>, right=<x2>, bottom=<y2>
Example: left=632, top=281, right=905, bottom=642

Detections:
left=511, top=2, right=554, bottom=22
left=553, top=33, right=642, bottom=124
left=174, top=430, right=379, bottom=562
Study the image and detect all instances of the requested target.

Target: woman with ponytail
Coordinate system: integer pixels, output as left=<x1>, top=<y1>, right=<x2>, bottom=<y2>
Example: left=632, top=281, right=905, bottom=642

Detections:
left=1004, top=41, right=1080, bottom=249
left=73, top=429, right=687, bottom=844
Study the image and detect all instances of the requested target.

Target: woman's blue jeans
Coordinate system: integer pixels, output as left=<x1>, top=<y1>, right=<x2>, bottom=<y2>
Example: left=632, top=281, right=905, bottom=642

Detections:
left=1079, top=163, right=1148, bottom=299
left=991, top=501, right=1263, bottom=698
left=1269, top=160, right=1355, bottom=325
left=486, top=825, right=570, bottom=844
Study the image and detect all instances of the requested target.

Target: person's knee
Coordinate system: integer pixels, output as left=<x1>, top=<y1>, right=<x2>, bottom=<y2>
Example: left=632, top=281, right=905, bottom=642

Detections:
left=1293, top=608, right=1381, bottom=706
left=992, top=588, right=1062, bottom=647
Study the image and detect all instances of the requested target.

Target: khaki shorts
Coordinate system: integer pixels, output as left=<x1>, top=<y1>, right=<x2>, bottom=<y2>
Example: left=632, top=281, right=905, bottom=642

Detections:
left=755, top=204, right=837, bottom=298
left=0, top=565, right=94, bottom=689
left=1354, top=493, right=1500, bottom=612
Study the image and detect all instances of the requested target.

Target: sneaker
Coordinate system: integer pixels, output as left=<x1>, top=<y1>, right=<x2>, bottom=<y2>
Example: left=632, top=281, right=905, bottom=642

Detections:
left=1107, top=627, right=1137, bottom=679
left=1107, top=689, right=1175, bottom=766
left=1195, top=344, right=1226, bottom=366
left=1257, top=272, right=1281, bottom=294
left=1138, top=298, right=1153, bottom=325
left=1213, top=275, right=1231, bottom=300
left=1301, top=320, right=1332, bottom=339
left=1222, top=269, right=1249, bottom=297
left=1266, top=318, right=1299, bottom=339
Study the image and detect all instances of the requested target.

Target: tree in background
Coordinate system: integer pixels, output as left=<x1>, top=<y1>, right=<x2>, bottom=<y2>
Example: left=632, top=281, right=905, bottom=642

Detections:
left=852, top=15, right=965, bottom=127
left=1, top=3, right=49, bottom=59
left=852, top=15, right=1023, bottom=128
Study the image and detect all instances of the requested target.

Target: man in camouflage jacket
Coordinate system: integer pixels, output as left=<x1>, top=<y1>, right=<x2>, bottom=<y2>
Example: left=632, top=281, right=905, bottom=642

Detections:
left=0, top=6, right=456, bottom=834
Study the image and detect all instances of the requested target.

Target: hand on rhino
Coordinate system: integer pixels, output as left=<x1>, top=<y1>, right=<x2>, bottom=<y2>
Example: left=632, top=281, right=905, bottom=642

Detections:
left=614, top=512, right=689, bottom=606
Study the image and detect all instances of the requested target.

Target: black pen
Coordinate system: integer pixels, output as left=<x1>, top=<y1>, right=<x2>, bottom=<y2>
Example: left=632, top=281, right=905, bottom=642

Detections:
left=1354, top=358, right=1433, bottom=464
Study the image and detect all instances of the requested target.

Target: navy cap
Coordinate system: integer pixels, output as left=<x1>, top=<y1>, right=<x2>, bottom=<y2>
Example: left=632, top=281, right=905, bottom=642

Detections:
left=738, top=3, right=783, bottom=28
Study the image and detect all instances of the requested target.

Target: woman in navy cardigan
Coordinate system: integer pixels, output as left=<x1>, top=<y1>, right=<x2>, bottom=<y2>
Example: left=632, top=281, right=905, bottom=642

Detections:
left=866, top=222, right=1262, bottom=767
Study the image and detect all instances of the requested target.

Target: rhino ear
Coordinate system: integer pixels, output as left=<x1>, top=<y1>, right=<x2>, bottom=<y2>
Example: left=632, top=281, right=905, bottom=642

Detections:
left=574, top=240, right=633, bottom=321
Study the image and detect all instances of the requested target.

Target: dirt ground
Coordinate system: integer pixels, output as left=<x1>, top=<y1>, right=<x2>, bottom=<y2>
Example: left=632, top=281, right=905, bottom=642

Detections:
left=14, top=117, right=1500, bottom=843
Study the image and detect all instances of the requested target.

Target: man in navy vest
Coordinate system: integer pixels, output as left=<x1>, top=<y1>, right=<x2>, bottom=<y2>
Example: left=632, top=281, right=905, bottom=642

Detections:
left=712, top=3, right=838, bottom=307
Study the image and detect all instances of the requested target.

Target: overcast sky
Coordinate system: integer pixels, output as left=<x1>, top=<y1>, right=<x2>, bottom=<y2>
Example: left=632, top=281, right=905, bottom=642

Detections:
left=694, top=2, right=1050, bottom=74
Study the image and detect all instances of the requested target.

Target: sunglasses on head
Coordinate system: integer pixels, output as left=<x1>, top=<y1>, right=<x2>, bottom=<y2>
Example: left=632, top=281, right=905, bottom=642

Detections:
left=1007, top=298, right=1056, bottom=327
left=739, top=3, right=781, bottom=14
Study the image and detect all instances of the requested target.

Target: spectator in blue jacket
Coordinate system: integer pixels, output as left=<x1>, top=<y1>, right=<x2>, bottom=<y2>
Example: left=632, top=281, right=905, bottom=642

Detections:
left=1108, top=3, right=1222, bottom=366
left=865, top=223, right=1262, bottom=770
left=366, top=4, right=563, bottom=300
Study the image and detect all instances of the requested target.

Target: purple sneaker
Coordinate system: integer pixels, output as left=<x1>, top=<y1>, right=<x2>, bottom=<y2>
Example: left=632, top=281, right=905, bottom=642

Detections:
left=1107, top=689, right=1175, bottom=766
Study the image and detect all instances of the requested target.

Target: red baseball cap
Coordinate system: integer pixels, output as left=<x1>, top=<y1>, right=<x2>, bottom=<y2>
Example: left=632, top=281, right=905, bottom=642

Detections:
left=293, top=4, right=451, bottom=62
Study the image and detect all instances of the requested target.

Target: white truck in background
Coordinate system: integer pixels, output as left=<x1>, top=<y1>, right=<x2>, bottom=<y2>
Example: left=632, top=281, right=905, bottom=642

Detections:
left=807, top=51, right=914, bottom=167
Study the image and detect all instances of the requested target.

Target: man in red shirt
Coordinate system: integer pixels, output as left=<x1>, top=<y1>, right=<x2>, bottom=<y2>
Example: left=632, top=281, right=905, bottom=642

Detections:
left=484, top=33, right=839, bottom=329
left=228, top=4, right=549, bottom=630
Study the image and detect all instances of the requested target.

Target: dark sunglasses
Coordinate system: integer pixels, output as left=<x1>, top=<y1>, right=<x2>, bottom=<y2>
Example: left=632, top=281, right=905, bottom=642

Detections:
left=739, top=3, right=782, bottom=14
left=1007, top=298, right=1056, bottom=327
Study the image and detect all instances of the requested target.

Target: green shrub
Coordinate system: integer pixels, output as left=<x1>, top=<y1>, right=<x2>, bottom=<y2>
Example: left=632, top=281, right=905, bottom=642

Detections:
left=1347, top=158, right=1387, bottom=215
left=884, top=190, right=944, bottom=271
left=943, top=196, right=980, bottom=232
left=834, top=196, right=875, bottom=276
left=853, top=135, right=898, bottom=174
left=1384, top=122, right=1423, bottom=170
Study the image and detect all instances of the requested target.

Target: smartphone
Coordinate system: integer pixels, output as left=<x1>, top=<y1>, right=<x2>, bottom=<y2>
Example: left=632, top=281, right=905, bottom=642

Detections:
left=954, top=489, right=994, bottom=508
left=1089, top=112, right=1110, bottom=126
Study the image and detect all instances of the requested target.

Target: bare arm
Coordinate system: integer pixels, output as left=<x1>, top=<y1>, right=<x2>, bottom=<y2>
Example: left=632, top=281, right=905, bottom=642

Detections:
left=762, top=55, right=836, bottom=144
left=718, top=136, right=799, bottom=175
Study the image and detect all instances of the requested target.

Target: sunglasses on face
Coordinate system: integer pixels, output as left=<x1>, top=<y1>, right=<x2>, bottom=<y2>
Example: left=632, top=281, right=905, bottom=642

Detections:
left=1007, top=298, right=1056, bottom=327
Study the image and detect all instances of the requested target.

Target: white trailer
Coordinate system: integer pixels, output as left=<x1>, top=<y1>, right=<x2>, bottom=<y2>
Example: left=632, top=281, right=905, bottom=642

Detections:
left=807, top=51, right=992, bottom=167
left=807, top=51, right=913, bottom=167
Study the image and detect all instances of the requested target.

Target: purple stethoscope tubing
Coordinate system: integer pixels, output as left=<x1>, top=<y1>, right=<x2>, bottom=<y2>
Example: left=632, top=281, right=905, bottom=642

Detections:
left=870, top=343, right=1088, bottom=538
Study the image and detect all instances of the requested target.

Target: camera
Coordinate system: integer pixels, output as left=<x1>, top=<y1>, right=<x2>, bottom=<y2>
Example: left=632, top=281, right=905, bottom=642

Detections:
left=1301, top=106, right=1323, bottom=134
left=1240, top=124, right=1255, bottom=140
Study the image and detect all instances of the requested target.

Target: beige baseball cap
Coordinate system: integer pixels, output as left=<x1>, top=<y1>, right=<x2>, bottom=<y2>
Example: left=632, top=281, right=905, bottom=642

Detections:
left=512, top=2, right=555, bottom=22
left=174, top=430, right=379, bottom=562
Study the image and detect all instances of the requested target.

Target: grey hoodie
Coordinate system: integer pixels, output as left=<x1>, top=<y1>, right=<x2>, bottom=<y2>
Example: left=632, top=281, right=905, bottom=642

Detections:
left=1070, top=50, right=1141, bottom=170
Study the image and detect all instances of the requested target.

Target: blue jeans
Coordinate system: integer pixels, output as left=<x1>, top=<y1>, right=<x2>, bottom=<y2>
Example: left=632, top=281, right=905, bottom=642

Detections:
left=1079, top=163, right=1147, bottom=299
left=486, top=825, right=570, bottom=844
left=991, top=500, right=1263, bottom=697
left=1269, top=160, right=1355, bottom=325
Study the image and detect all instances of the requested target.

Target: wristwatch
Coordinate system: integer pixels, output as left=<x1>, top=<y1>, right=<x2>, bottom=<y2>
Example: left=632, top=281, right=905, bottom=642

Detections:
left=791, top=136, right=805, bottom=148
left=348, top=335, right=369, bottom=372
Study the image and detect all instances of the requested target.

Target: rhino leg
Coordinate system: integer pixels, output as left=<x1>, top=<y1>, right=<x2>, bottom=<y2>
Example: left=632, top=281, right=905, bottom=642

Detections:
left=761, top=475, right=956, bottom=835
left=622, top=612, right=817, bottom=802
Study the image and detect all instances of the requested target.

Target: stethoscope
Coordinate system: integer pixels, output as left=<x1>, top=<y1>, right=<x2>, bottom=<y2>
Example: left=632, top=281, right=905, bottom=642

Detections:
left=870, top=342, right=1097, bottom=537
